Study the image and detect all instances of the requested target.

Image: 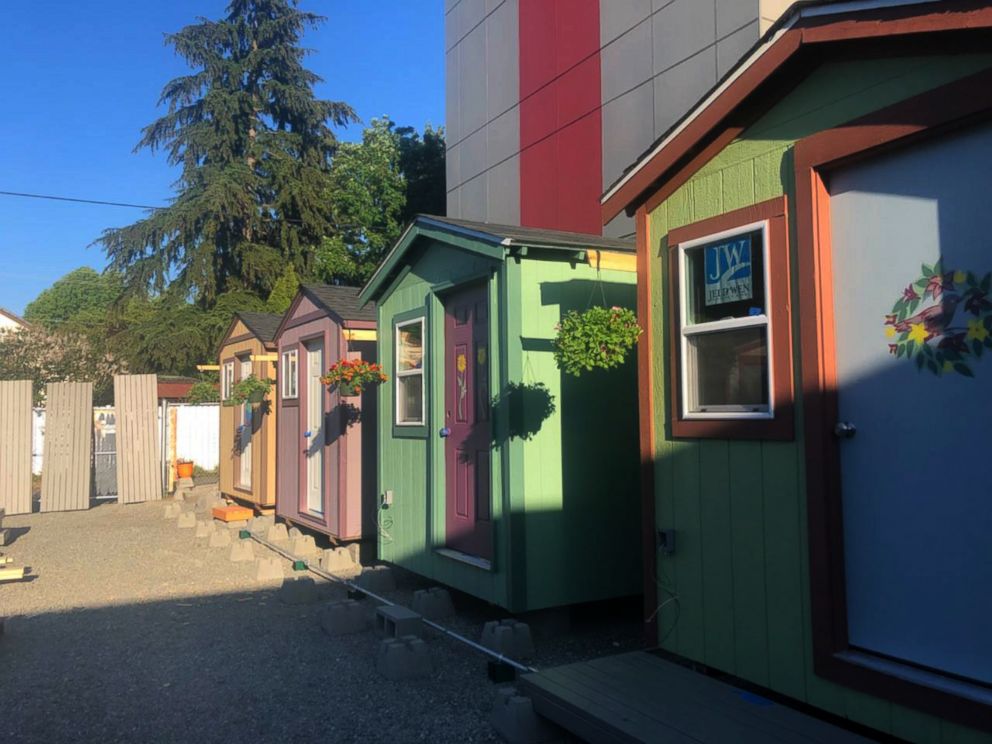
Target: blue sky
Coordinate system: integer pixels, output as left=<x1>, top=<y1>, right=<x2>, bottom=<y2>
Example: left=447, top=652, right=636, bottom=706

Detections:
left=0, top=1, right=444, bottom=315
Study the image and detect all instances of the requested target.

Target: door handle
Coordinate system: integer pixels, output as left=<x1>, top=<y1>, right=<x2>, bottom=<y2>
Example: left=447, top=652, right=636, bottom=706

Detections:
left=304, top=430, right=311, bottom=438
left=439, top=427, right=451, bottom=438
left=834, top=422, right=857, bottom=439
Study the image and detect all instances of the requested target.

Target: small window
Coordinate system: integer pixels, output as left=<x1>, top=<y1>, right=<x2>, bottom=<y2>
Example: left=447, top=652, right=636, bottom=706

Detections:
left=281, top=349, right=298, bottom=399
left=395, top=318, right=425, bottom=425
left=679, top=223, right=770, bottom=417
left=222, top=361, right=235, bottom=400
left=667, top=197, right=793, bottom=440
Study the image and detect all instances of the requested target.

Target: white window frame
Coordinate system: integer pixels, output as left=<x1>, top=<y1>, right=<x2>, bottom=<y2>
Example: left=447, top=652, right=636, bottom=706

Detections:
left=281, top=349, right=298, bottom=399
left=677, top=218, right=774, bottom=421
left=394, top=317, right=425, bottom=426
left=222, top=361, right=235, bottom=400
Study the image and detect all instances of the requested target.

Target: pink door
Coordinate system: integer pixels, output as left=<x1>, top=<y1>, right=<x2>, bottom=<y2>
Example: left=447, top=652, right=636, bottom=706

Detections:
left=443, top=284, right=492, bottom=560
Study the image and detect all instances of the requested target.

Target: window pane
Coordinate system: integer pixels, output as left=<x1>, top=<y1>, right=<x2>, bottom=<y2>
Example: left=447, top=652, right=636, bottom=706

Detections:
left=687, top=326, right=769, bottom=412
left=397, top=322, right=423, bottom=372
left=397, top=374, right=423, bottom=423
left=685, top=228, right=765, bottom=325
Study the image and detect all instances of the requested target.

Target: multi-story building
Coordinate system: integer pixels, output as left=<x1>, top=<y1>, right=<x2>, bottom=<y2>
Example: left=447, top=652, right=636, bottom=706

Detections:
left=445, top=0, right=791, bottom=237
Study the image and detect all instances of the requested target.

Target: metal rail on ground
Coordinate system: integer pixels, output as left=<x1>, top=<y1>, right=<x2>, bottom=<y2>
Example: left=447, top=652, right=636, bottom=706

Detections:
left=247, top=531, right=539, bottom=674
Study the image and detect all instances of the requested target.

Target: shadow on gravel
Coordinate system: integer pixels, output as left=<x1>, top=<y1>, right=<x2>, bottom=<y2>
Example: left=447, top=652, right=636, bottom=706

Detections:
left=2, top=525, right=29, bottom=545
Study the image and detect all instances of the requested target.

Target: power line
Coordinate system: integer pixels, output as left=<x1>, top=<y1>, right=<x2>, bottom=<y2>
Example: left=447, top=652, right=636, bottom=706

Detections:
left=0, top=190, right=163, bottom=210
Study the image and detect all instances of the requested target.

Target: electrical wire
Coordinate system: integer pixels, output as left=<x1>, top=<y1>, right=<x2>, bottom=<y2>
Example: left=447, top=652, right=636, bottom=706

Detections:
left=0, top=189, right=163, bottom=210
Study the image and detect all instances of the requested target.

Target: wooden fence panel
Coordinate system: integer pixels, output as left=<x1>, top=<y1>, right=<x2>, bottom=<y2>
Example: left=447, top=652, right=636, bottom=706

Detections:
left=0, top=380, right=34, bottom=516
left=41, top=382, right=92, bottom=512
left=115, top=374, right=160, bottom=504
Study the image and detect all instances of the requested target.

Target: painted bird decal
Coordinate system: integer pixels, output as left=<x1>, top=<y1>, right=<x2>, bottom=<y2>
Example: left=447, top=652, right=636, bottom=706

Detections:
left=886, top=295, right=960, bottom=341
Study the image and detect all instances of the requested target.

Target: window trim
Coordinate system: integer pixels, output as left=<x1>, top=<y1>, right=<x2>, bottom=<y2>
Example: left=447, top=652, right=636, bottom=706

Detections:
left=667, top=196, right=793, bottom=440
left=677, top=217, right=773, bottom=421
left=280, top=348, right=298, bottom=400
left=394, top=315, right=426, bottom=429
left=221, top=360, right=235, bottom=400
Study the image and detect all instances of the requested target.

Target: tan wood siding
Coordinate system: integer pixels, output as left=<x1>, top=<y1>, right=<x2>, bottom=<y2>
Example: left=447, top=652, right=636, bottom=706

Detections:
left=0, top=380, right=33, bottom=515
left=115, top=374, right=161, bottom=504
left=41, top=382, right=92, bottom=512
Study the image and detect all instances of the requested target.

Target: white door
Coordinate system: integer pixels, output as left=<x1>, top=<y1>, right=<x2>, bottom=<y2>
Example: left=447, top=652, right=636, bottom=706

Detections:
left=829, top=123, right=992, bottom=684
left=305, top=339, right=324, bottom=514
left=238, top=358, right=252, bottom=488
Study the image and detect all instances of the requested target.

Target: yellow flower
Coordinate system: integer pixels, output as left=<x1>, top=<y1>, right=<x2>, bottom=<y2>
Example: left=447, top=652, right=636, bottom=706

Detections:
left=943, top=361, right=954, bottom=374
left=966, top=318, right=988, bottom=342
left=907, top=323, right=929, bottom=345
left=456, top=353, right=467, bottom=372
left=884, top=326, right=896, bottom=338
left=953, top=270, right=967, bottom=284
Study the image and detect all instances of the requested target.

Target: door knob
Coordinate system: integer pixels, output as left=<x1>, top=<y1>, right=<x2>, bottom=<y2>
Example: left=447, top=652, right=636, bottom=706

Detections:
left=303, top=430, right=312, bottom=438
left=439, top=427, right=451, bottom=438
left=834, top=422, right=857, bottom=439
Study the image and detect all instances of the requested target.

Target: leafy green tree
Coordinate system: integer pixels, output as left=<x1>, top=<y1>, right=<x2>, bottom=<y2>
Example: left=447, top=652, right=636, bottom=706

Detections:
left=267, top=264, right=300, bottom=313
left=24, top=267, right=122, bottom=333
left=397, top=124, right=446, bottom=222
left=98, top=0, right=356, bottom=303
left=316, top=117, right=407, bottom=284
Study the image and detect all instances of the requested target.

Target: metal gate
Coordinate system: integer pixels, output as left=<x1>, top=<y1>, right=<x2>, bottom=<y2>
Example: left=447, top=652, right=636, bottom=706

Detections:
left=92, top=407, right=117, bottom=500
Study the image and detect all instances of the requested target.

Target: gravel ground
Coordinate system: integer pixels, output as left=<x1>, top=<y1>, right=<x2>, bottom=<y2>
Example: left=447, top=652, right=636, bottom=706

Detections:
left=0, top=501, right=644, bottom=744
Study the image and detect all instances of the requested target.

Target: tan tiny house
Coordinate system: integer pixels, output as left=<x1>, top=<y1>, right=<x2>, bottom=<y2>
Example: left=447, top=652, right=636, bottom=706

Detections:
left=218, top=312, right=281, bottom=509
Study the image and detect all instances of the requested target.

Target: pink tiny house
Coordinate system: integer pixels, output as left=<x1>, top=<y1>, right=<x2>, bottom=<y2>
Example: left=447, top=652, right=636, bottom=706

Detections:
left=274, top=284, right=377, bottom=541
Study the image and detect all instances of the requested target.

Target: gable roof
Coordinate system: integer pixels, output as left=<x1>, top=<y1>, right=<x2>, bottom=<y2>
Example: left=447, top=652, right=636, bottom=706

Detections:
left=0, top=307, right=30, bottom=329
left=600, top=0, right=992, bottom=222
left=300, top=284, right=376, bottom=323
left=235, top=312, right=282, bottom=344
left=360, top=214, right=634, bottom=303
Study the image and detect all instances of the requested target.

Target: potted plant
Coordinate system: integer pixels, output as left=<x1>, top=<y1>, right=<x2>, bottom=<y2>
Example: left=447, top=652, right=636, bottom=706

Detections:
left=176, top=459, right=194, bottom=479
left=321, top=358, right=388, bottom=397
left=223, top=375, right=273, bottom=406
left=553, top=305, right=641, bottom=376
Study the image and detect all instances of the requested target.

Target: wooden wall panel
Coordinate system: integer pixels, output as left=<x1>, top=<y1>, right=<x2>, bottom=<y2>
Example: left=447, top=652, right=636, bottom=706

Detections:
left=0, top=380, right=34, bottom=515
left=115, top=374, right=160, bottom=504
left=41, top=382, right=92, bottom=512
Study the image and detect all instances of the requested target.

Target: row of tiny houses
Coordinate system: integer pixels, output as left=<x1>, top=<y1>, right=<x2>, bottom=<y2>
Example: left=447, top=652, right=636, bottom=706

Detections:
left=600, top=0, right=991, bottom=739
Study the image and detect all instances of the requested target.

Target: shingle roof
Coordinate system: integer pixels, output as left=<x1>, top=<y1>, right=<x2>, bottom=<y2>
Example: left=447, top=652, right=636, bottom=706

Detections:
left=235, top=311, right=283, bottom=344
left=419, top=215, right=635, bottom=252
left=301, top=284, right=376, bottom=323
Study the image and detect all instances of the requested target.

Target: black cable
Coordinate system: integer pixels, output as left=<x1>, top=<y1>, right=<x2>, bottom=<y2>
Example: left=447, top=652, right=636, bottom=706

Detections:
left=0, top=190, right=163, bottom=210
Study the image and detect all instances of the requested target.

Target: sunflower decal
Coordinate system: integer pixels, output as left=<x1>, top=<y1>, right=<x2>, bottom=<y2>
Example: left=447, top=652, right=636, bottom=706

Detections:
left=884, top=260, right=992, bottom=377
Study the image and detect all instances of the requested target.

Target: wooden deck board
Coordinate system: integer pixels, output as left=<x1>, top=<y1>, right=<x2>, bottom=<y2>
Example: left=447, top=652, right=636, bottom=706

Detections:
left=519, top=652, right=876, bottom=744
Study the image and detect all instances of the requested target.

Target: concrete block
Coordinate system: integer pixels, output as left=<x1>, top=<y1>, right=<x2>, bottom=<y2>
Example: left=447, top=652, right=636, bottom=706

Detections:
left=226, top=520, right=249, bottom=531
left=357, top=565, right=396, bottom=594
left=255, top=557, right=284, bottom=582
left=174, top=477, right=194, bottom=492
left=0, top=528, right=8, bottom=547
left=319, top=547, right=358, bottom=575
left=249, top=515, right=274, bottom=535
left=411, top=587, right=455, bottom=620
left=266, top=523, right=289, bottom=544
left=208, top=529, right=231, bottom=548
left=279, top=576, right=318, bottom=605
left=163, top=502, right=182, bottom=519
left=346, top=542, right=362, bottom=564
left=194, top=492, right=224, bottom=514
left=194, top=519, right=216, bottom=539
left=319, top=599, right=372, bottom=636
left=376, top=635, right=431, bottom=680
left=481, top=620, right=535, bottom=660
left=375, top=605, right=422, bottom=639
left=289, top=534, right=318, bottom=558
left=176, top=511, right=197, bottom=529
left=288, top=526, right=302, bottom=539
left=490, top=687, right=565, bottom=744
left=229, top=540, right=255, bottom=562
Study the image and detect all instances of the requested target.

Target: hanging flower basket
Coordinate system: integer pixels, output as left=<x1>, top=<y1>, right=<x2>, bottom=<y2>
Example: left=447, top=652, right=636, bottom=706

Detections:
left=553, top=306, right=641, bottom=376
left=223, top=375, right=273, bottom=407
left=321, top=359, right=387, bottom=398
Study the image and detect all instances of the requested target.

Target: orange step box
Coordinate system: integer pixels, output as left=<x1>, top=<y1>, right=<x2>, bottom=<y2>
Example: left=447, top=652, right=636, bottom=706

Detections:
left=212, top=504, right=254, bottom=522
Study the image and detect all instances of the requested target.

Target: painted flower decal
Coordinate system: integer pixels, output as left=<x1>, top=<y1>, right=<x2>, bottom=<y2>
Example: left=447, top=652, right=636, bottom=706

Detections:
left=884, top=260, right=992, bottom=377
left=456, top=353, right=467, bottom=372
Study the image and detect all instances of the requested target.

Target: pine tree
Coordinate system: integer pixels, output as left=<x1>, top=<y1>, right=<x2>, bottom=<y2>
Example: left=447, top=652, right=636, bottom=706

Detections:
left=99, top=0, right=356, bottom=303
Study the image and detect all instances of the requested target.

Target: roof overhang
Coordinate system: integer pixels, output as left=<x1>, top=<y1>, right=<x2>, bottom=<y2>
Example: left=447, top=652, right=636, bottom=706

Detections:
left=601, top=0, right=992, bottom=222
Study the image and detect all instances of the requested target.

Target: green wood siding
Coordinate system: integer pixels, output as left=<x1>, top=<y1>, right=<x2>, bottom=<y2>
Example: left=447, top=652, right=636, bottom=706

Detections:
left=646, top=54, right=992, bottom=743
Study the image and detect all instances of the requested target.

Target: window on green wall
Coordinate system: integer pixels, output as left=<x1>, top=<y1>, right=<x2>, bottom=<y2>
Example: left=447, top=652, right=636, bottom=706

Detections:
left=395, top=317, right=425, bottom=425
left=666, top=196, right=793, bottom=440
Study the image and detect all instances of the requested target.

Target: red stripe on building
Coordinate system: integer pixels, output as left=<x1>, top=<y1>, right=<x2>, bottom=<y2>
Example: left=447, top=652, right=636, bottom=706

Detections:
left=519, top=0, right=602, bottom=235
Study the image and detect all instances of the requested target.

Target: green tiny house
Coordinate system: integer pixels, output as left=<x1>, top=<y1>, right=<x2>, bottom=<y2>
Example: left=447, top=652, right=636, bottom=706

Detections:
left=360, top=215, right=642, bottom=612
left=596, top=1, right=992, bottom=741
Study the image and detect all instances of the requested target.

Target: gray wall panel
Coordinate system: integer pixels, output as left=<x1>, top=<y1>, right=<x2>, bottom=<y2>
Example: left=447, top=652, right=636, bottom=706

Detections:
left=458, top=25, right=488, bottom=136
left=445, top=47, right=460, bottom=146
left=460, top=127, right=488, bottom=183
left=487, top=156, right=520, bottom=225
left=487, top=106, right=519, bottom=169
left=485, top=0, right=518, bottom=120
left=601, top=0, right=652, bottom=46
left=601, top=16, right=654, bottom=103
left=716, top=0, right=761, bottom=38
left=458, top=175, right=488, bottom=221
left=717, top=20, right=760, bottom=79
left=653, top=48, right=717, bottom=138
left=652, top=0, right=718, bottom=75
left=602, top=82, right=655, bottom=190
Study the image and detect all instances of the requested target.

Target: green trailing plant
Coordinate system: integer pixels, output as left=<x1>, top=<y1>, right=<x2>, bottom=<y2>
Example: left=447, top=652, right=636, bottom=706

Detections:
left=223, top=374, right=273, bottom=406
left=553, top=306, right=641, bottom=376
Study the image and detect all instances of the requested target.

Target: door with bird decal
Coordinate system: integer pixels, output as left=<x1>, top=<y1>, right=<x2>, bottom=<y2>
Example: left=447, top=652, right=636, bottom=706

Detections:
left=827, top=122, right=992, bottom=685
